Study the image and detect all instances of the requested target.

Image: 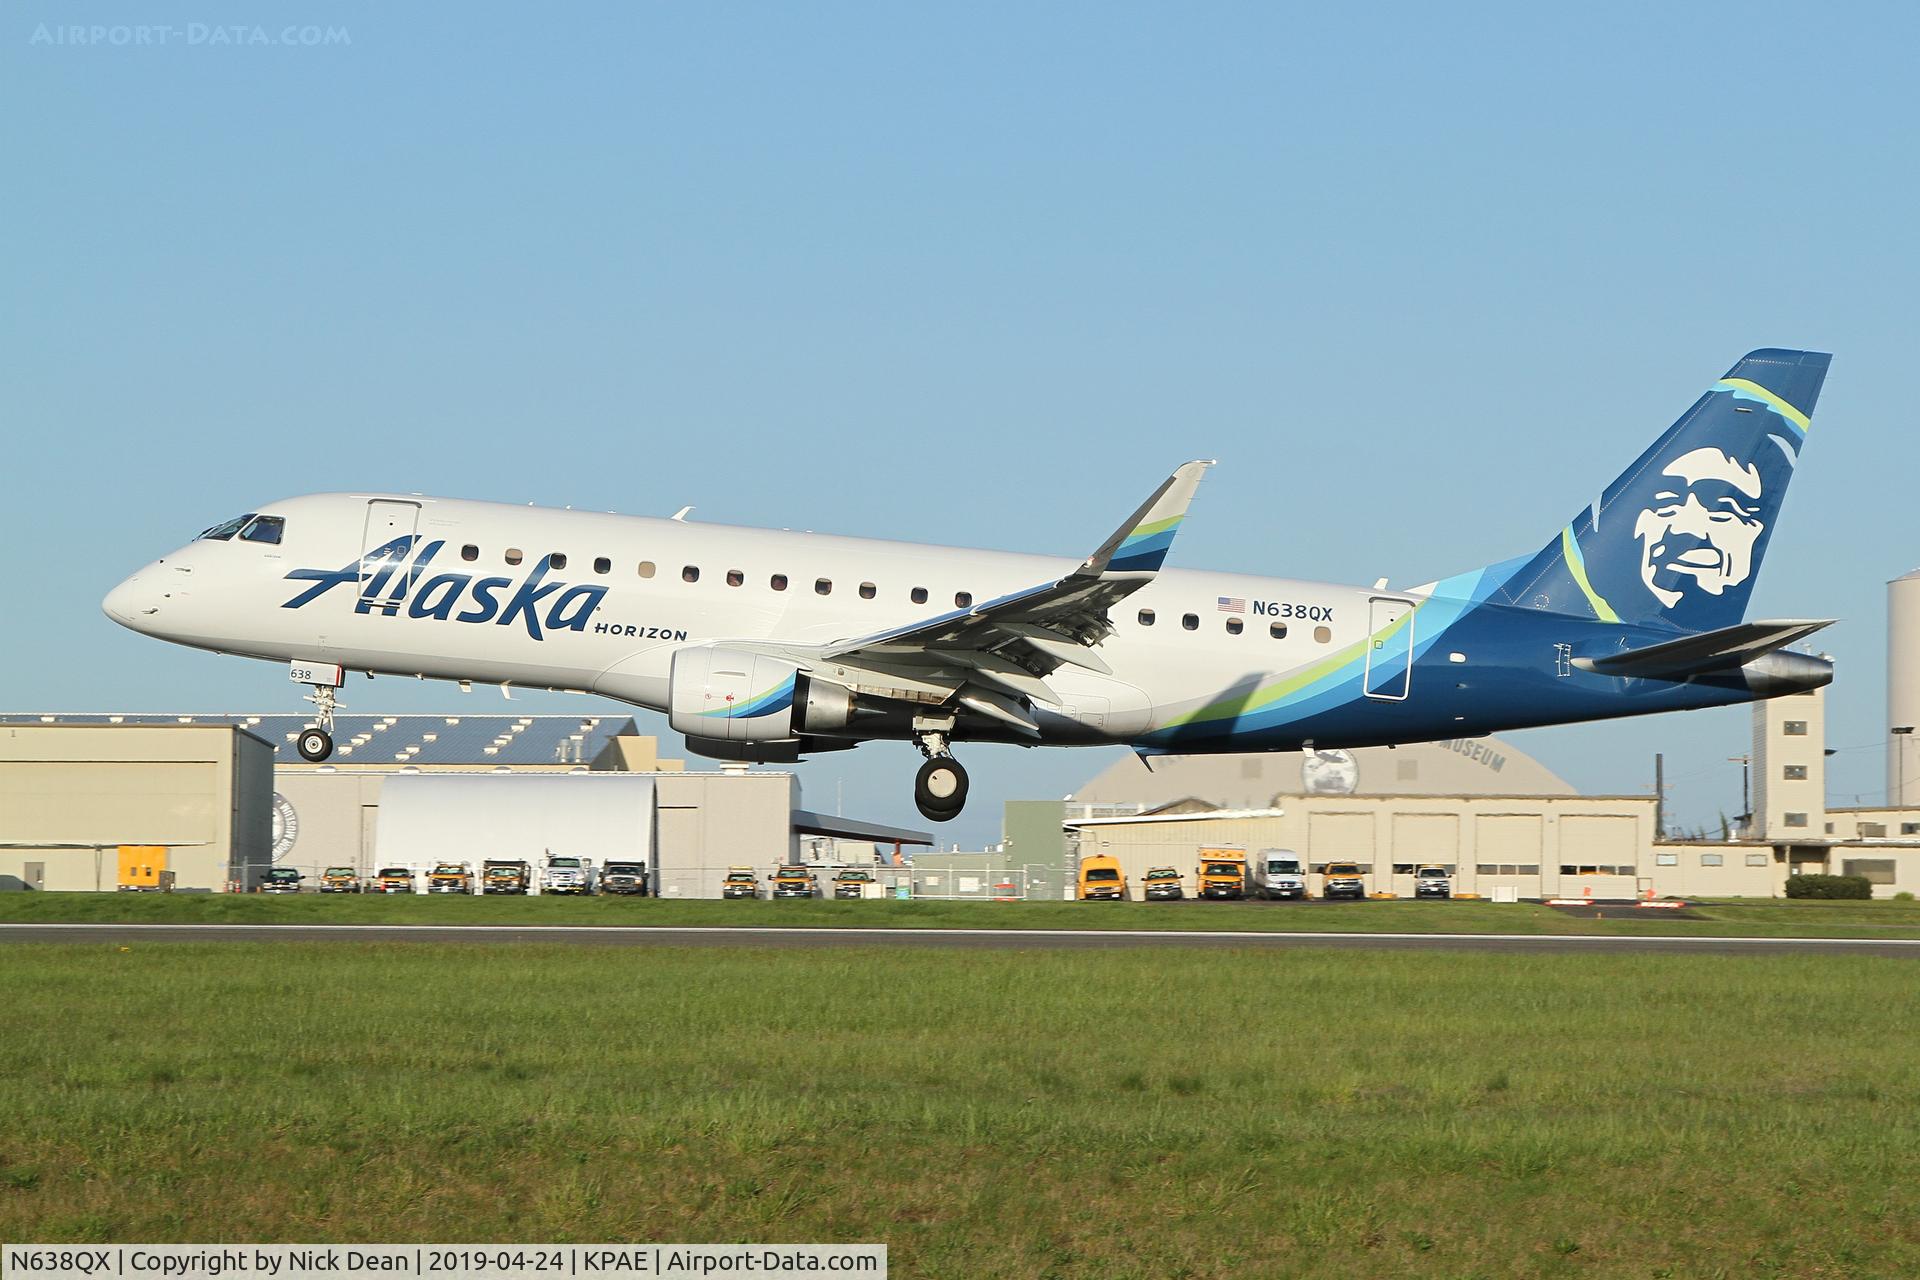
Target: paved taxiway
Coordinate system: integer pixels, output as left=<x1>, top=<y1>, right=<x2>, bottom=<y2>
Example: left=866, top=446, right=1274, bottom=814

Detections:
left=3, top=923, right=1918, bottom=956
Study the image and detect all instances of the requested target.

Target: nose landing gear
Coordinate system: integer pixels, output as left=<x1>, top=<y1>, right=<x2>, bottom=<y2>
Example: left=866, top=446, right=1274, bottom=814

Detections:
left=297, top=682, right=341, bottom=763
left=912, top=730, right=968, bottom=822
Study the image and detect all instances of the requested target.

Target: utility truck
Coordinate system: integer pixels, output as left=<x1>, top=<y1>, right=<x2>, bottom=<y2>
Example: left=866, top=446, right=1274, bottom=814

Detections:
left=541, top=856, right=595, bottom=895
left=373, top=867, right=416, bottom=894
left=427, top=862, right=473, bottom=894
left=1195, top=847, right=1248, bottom=900
left=1250, top=850, right=1307, bottom=900
left=601, top=862, right=649, bottom=896
left=261, top=867, right=304, bottom=894
left=482, top=860, right=531, bottom=894
left=319, top=867, right=362, bottom=893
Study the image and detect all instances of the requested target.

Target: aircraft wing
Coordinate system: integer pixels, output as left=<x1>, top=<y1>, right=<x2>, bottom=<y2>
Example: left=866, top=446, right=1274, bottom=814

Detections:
left=737, top=460, right=1213, bottom=735
left=1572, top=619, right=1834, bottom=681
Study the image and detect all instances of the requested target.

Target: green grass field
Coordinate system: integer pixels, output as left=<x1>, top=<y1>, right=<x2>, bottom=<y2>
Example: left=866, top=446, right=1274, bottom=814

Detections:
left=3, top=940, right=1918, bottom=1277
left=5, top=891, right=1920, bottom=938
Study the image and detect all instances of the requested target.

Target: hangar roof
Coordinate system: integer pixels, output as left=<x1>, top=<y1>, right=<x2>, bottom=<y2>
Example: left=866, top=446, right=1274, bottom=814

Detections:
left=3, top=713, right=638, bottom=769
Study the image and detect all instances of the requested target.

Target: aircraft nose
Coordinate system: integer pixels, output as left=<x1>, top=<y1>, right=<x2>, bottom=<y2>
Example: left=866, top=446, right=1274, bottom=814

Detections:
left=103, top=571, right=155, bottom=630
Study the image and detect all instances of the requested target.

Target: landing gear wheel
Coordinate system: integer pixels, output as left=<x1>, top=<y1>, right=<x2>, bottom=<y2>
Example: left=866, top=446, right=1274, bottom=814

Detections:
left=914, top=756, right=969, bottom=822
left=297, top=728, right=334, bottom=762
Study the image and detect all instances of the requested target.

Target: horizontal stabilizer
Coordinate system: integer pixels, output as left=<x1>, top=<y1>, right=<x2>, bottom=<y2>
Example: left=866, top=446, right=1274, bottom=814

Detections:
left=1573, top=619, right=1833, bottom=681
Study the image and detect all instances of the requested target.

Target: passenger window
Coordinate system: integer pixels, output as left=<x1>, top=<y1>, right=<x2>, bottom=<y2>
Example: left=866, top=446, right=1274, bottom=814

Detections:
left=1225, top=617, right=1243, bottom=635
left=859, top=582, right=876, bottom=599
left=594, top=556, right=611, bottom=575
left=683, top=566, right=700, bottom=583
left=911, top=587, right=928, bottom=605
left=727, top=570, right=744, bottom=587
left=239, top=516, right=285, bottom=545
left=771, top=574, right=788, bottom=591
left=955, top=592, right=973, bottom=608
left=815, top=578, right=832, bottom=595
left=1138, top=609, right=1155, bottom=626
left=638, top=561, right=656, bottom=578
left=1182, top=614, right=1199, bottom=631
left=1314, top=625, right=1332, bottom=644
left=198, top=515, right=254, bottom=541
left=1270, top=622, right=1288, bottom=639
left=505, top=548, right=524, bottom=566
left=462, top=545, right=480, bottom=563
left=548, top=553, right=567, bottom=571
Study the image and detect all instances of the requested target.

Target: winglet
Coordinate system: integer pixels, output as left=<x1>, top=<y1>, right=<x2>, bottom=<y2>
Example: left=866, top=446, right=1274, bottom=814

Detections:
left=1082, top=460, right=1213, bottom=577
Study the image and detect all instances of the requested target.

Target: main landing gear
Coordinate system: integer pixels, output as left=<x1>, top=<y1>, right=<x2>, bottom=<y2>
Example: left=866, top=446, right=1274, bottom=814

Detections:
left=912, top=730, right=969, bottom=823
left=297, top=682, right=340, bottom=763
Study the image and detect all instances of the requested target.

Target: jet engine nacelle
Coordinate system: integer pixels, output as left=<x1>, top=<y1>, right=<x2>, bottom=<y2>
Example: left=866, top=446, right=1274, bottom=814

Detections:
left=668, top=647, right=858, bottom=742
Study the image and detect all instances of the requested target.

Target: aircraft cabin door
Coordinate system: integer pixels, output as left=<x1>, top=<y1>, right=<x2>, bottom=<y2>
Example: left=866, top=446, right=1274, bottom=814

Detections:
left=1363, top=596, right=1416, bottom=701
left=359, top=500, right=421, bottom=615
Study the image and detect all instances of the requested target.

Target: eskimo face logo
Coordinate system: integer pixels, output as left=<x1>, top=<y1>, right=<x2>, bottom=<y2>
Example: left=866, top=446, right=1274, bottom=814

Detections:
left=1631, top=446, right=1765, bottom=609
left=281, top=536, right=606, bottom=641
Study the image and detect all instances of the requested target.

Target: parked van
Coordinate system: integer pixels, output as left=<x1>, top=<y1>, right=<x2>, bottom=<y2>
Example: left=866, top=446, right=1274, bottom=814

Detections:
left=1250, top=850, right=1308, bottom=900
left=1078, top=855, right=1128, bottom=901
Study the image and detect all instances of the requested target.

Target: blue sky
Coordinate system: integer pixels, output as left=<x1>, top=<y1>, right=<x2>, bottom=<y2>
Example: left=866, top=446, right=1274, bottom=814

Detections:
left=6, top=2, right=1917, bottom=846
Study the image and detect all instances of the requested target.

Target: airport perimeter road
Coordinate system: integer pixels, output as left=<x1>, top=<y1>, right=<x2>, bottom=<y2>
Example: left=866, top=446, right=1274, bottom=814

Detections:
left=5, top=922, right=1920, bottom=956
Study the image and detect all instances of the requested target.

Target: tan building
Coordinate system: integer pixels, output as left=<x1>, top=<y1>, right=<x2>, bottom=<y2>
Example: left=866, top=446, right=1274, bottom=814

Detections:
left=0, top=723, right=273, bottom=891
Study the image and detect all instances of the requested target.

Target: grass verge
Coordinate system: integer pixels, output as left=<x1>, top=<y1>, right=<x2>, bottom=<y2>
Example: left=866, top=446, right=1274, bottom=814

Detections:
left=1, top=941, right=1917, bottom=1277
left=3, top=892, right=1920, bottom=938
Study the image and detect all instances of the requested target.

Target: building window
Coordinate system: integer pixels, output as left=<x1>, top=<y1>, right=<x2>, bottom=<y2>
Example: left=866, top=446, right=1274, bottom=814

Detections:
left=770, top=574, right=787, bottom=591
left=1902, top=822, right=1920, bottom=836
left=638, top=561, right=656, bottom=578
left=1860, top=822, right=1887, bottom=838
left=1225, top=618, right=1243, bottom=635
left=1656, top=852, right=1678, bottom=866
left=547, top=553, right=567, bottom=570
left=682, top=566, right=699, bottom=583
left=1745, top=853, right=1769, bottom=867
left=1138, top=609, right=1155, bottom=626
left=1784, top=812, right=1809, bottom=828
left=1182, top=614, right=1199, bottom=631
left=1270, top=622, right=1288, bottom=640
left=859, top=582, right=877, bottom=599
left=1314, top=625, right=1333, bottom=644
left=955, top=591, right=973, bottom=608
left=1783, top=720, right=1808, bottom=736
left=1843, top=858, right=1897, bottom=885
left=911, top=587, right=928, bottom=605
left=726, top=570, right=744, bottom=587
left=461, top=545, right=480, bottom=562
left=816, top=579, right=832, bottom=595
left=1700, top=853, right=1724, bottom=867
left=593, top=556, right=611, bottom=575
left=1783, top=764, right=1808, bottom=780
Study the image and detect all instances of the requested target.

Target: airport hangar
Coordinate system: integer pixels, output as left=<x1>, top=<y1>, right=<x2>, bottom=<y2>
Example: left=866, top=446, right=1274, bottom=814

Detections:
left=1057, top=672, right=1920, bottom=901
left=0, top=713, right=928, bottom=895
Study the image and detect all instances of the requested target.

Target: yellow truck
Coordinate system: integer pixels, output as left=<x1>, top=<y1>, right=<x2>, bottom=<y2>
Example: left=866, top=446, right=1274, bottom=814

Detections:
left=1195, top=847, right=1248, bottom=900
left=1321, top=860, right=1368, bottom=900
left=373, top=866, right=416, bottom=894
left=319, top=867, right=362, bottom=893
left=772, top=866, right=818, bottom=899
left=1077, top=855, right=1128, bottom=901
left=427, top=862, right=474, bottom=894
left=722, top=868, right=760, bottom=899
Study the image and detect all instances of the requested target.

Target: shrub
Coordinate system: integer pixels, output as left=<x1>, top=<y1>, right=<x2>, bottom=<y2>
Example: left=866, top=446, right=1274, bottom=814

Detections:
left=1896, top=891, right=1915, bottom=902
left=1785, top=874, right=1873, bottom=900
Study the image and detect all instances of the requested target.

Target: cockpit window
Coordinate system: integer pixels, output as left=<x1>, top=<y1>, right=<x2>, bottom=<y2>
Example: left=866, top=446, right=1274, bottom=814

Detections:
left=239, top=516, right=284, bottom=545
left=197, top=515, right=255, bottom=541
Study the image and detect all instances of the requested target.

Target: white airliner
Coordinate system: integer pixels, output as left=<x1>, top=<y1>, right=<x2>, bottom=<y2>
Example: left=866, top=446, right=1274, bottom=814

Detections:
left=105, top=349, right=1836, bottom=821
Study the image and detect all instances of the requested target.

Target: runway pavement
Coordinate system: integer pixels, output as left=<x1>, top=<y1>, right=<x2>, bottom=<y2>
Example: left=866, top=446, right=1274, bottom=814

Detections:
left=4, top=922, right=1919, bottom=955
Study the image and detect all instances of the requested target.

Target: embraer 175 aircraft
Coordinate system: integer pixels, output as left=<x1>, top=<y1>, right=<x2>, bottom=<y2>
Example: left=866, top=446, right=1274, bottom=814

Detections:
left=106, top=348, right=1834, bottom=822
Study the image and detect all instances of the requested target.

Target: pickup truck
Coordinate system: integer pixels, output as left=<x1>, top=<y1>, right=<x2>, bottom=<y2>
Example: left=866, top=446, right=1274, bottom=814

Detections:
left=722, top=868, right=760, bottom=899
left=601, top=862, right=648, bottom=896
left=541, top=856, right=594, bottom=895
left=372, top=867, right=415, bottom=894
left=1414, top=865, right=1453, bottom=899
left=772, top=867, right=817, bottom=899
left=482, top=860, right=531, bottom=895
left=1321, top=861, right=1368, bottom=900
left=427, top=863, right=474, bottom=894
left=319, top=867, right=362, bottom=893
left=1143, top=867, right=1185, bottom=900
left=831, top=869, right=875, bottom=899
left=260, top=867, right=303, bottom=894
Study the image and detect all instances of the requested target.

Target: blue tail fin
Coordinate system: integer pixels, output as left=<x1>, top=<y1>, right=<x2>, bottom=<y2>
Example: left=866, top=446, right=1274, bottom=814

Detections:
left=1491, top=348, right=1830, bottom=632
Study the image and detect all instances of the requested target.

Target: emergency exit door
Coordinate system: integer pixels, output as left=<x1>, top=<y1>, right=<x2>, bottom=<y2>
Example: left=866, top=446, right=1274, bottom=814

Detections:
left=1363, top=597, right=1416, bottom=700
left=359, top=500, right=421, bottom=615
